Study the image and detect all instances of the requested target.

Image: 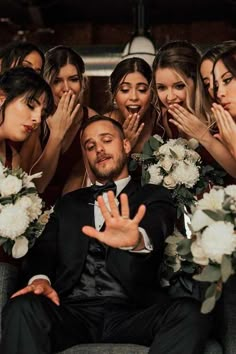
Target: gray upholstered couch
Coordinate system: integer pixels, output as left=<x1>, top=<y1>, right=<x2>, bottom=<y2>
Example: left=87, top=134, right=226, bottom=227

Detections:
left=1, top=262, right=236, bottom=354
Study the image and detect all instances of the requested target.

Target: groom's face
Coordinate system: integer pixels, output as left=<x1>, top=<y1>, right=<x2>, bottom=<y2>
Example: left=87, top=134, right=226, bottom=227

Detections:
left=82, top=120, right=131, bottom=182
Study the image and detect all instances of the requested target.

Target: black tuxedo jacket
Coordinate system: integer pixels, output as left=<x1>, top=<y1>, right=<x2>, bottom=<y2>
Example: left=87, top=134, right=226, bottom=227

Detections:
left=22, top=180, right=176, bottom=306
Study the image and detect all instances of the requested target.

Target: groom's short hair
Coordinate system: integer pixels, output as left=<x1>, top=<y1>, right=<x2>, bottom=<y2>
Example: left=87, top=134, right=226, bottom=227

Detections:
left=81, top=114, right=125, bottom=139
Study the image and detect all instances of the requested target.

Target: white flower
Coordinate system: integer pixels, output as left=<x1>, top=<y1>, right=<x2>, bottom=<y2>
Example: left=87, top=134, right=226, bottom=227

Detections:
left=163, top=174, right=177, bottom=189
left=147, top=164, right=163, bottom=185
left=153, top=150, right=160, bottom=158
left=198, top=188, right=224, bottom=210
left=165, top=243, right=178, bottom=257
left=12, top=236, right=29, bottom=258
left=0, top=204, right=29, bottom=239
left=171, top=161, right=199, bottom=188
left=27, top=194, right=43, bottom=221
left=225, top=185, right=236, bottom=200
left=175, top=138, right=189, bottom=146
left=185, top=149, right=201, bottom=163
left=200, top=221, right=236, bottom=264
left=0, top=161, right=5, bottom=179
left=22, top=172, right=42, bottom=188
left=16, top=196, right=32, bottom=210
left=170, top=145, right=186, bottom=160
left=191, top=237, right=209, bottom=265
left=165, top=243, right=182, bottom=272
left=165, top=139, right=176, bottom=147
left=0, top=175, right=22, bottom=196
left=187, top=138, right=199, bottom=150
left=160, top=157, right=173, bottom=173
left=159, top=144, right=171, bottom=156
left=191, top=209, right=215, bottom=232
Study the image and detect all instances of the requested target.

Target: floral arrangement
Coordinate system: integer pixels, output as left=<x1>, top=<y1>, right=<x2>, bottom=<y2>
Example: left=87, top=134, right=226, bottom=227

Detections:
left=130, top=134, right=225, bottom=218
left=165, top=185, right=236, bottom=313
left=0, top=161, right=52, bottom=259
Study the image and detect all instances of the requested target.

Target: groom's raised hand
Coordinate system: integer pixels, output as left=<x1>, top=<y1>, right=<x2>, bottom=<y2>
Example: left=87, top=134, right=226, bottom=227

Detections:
left=82, top=191, right=146, bottom=250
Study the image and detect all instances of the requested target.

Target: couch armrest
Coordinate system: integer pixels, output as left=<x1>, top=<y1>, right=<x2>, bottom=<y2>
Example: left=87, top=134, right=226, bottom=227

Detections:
left=0, top=263, right=19, bottom=341
left=217, top=274, right=236, bottom=354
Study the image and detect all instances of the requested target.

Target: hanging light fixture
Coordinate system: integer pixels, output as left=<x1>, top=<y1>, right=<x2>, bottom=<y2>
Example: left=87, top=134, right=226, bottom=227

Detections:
left=121, top=0, right=156, bottom=66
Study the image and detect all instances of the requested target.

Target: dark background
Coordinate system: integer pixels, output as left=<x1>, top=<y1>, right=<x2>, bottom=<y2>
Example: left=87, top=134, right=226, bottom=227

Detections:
left=0, top=0, right=235, bottom=112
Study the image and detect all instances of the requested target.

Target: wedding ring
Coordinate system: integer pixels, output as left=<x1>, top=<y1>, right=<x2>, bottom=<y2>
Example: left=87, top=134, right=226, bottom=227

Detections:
left=122, top=216, right=129, bottom=219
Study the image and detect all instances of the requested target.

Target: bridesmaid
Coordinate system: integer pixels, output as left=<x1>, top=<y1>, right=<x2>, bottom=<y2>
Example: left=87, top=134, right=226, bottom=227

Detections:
left=153, top=40, right=236, bottom=178
left=0, top=67, right=53, bottom=167
left=199, top=40, right=236, bottom=101
left=0, top=41, right=44, bottom=75
left=152, top=40, right=207, bottom=139
left=211, top=45, right=236, bottom=160
left=104, top=57, right=160, bottom=153
left=27, top=45, right=97, bottom=207
left=0, top=66, right=53, bottom=264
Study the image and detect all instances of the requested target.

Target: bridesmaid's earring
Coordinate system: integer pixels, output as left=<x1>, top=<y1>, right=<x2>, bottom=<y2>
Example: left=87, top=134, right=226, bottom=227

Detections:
left=113, top=99, right=117, bottom=109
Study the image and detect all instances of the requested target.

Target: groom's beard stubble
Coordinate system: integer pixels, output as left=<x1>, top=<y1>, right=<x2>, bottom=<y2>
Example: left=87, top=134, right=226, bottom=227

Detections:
left=88, top=151, right=128, bottom=182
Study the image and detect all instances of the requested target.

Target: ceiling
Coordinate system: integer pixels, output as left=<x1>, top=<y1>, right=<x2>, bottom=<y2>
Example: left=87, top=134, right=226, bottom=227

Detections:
left=0, top=0, right=235, bottom=30
left=0, top=0, right=235, bottom=76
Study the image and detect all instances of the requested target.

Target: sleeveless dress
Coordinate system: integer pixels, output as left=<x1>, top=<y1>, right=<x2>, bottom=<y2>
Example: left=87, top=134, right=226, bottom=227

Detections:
left=40, top=107, right=89, bottom=208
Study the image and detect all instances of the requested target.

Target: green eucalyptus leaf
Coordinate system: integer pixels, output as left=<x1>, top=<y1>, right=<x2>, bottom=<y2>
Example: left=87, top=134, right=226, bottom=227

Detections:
left=202, top=165, right=215, bottom=174
left=176, top=206, right=182, bottom=219
left=142, top=141, right=153, bottom=156
left=193, top=264, right=221, bottom=282
left=0, top=196, right=14, bottom=204
left=176, top=238, right=191, bottom=256
left=203, top=209, right=226, bottom=221
left=201, top=295, right=216, bottom=314
left=142, top=154, right=154, bottom=161
left=0, top=236, right=7, bottom=246
left=205, top=283, right=217, bottom=298
left=165, top=235, right=182, bottom=244
left=169, top=148, right=178, bottom=159
left=181, top=262, right=196, bottom=274
left=141, top=170, right=151, bottom=186
left=149, top=136, right=161, bottom=150
left=2, top=240, right=13, bottom=255
left=128, top=159, right=138, bottom=171
left=224, top=214, right=234, bottom=223
left=221, top=255, right=233, bottom=282
left=215, top=286, right=223, bottom=301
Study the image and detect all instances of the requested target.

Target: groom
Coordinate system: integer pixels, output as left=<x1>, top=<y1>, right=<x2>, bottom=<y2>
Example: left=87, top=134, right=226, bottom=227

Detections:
left=1, top=115, right=212, bottom=354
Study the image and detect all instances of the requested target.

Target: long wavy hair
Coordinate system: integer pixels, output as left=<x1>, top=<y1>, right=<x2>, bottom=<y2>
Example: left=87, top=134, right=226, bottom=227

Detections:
left=152, top=40, right=210, bottom=125
left=43, top=45, right=86, bottom=103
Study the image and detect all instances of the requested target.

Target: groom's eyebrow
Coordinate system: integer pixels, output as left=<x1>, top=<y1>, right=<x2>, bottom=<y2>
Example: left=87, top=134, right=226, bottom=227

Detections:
left=83, top=132, right=114, bottom=146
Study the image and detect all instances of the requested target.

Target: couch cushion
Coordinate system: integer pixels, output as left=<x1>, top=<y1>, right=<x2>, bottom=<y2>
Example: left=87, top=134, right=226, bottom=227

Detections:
left=56, top=340, right=222, bottom=354
left=56, top=343, right=149, bottom=354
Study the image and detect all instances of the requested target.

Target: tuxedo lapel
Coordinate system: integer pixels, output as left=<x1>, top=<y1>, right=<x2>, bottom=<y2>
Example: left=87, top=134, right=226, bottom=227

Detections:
left=118, top=179, right=140, bottom=199
left=117, top=179, right=140, bottom=213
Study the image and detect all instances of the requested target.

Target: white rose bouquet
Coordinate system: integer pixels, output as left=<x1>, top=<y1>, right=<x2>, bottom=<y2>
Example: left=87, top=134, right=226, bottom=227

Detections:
left=0, top=160, right=52, bottom=259
left=130, top=135, right=225, bottom=218
left=165, top=185, right=236, bottom=313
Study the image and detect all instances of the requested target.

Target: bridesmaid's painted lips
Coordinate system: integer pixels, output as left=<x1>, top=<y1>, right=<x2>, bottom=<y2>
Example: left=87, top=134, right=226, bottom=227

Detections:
left=23, top=125, right=34, bottom=133
left=126, top=106, right=141, bottom=114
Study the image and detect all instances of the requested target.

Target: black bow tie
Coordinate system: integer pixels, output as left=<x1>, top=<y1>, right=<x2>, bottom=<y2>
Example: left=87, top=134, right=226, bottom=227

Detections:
left=91, top=180, right=117, bottom=201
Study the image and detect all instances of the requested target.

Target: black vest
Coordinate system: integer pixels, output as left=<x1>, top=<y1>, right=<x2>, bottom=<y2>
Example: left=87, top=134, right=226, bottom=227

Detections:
left=69, top=238, right=128, bottom=300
